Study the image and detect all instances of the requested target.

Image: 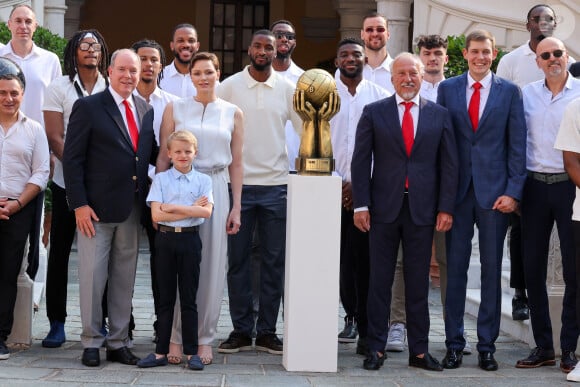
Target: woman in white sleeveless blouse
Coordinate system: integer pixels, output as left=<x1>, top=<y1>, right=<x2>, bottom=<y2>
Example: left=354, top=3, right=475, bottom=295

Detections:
left=156, top=52, right=243, bottom=365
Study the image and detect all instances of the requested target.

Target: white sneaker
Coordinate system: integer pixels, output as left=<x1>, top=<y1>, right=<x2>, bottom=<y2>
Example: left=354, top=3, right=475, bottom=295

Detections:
left=568, top=365, right=580, bottom=382
left=386, top=323, right=405, bottom=352
left=463, top=332, right=472, bottom=355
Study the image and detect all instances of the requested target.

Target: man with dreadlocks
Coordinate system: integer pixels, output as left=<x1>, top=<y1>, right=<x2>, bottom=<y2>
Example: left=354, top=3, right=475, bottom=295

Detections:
left=41, top=29, right=109, bottom=348
left=131, top=39, right=178, bottom=343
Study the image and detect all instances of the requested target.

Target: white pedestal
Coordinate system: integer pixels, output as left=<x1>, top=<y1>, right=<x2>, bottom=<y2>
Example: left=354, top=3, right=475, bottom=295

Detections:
left=283, top=175, right=341, bottom=372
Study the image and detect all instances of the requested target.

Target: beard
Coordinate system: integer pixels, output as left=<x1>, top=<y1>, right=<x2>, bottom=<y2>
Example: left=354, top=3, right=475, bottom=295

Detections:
left=250, top=56, right=272, bottom=71
left=173, top=50, right=193, bottom=65
left=276, top=45, right=295, bottom=60
left=338, top=66, right=362, bottom=79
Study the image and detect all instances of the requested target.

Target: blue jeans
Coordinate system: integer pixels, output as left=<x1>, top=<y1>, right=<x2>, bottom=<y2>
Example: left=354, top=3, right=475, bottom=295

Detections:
left=227, top=185, right=287, bottom=337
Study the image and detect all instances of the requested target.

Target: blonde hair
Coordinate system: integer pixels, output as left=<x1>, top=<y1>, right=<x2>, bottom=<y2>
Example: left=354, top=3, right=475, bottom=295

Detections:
left=167, top=130, right=198, bottom=151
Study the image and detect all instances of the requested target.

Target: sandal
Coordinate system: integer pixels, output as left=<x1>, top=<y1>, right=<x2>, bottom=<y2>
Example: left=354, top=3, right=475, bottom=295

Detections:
left=198, top=344, right=213, bottom=365
left=167, top=354, right=181, bottom=365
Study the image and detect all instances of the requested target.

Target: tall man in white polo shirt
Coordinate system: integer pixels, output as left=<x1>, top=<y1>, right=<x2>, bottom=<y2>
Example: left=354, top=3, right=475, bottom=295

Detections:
left=216, top=30, right=301, bottom=355
left=515, top=37, right=580, bottom=374
left=159, top=23, right=199, bottom=98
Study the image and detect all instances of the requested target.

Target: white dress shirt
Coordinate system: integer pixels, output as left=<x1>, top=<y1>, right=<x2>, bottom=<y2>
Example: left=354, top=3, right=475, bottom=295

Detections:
left=363, top=54, right=394, bottom=93
left=109, top=86, right=140, bottom=134
left=275, top=60, right=304, bottom=171
left=420, top=79, right=443, bottom=102
left=523, top=74, right=580, bottom=173
left=0, top=112, right=50, bottom=198
left=395, top=94, right=420, bottom=136
left=466, top=72, right=493, bottom=120
left=331, top=78, right=390, bottom=182
left=159, top=60, right=197, bottom=98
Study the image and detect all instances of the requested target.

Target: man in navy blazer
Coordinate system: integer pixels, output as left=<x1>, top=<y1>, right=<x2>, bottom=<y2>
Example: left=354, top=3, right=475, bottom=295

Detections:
left=352, top=53, right=458, bottom=371
left=437, top=30, right=527, bottom=371
left=63, top=49, right=156, bottom=367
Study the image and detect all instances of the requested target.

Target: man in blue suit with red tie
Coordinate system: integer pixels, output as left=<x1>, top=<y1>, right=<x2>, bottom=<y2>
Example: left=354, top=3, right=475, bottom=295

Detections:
left=351, top=52, right=458, bottom=371
left=437, top=30, right=527, bottom=371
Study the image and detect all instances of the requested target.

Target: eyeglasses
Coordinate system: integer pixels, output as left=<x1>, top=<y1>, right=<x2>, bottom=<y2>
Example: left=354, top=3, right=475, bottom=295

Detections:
left=364, top=26, right=387, bottom=33
left=79, top=42, right=102, bottom=51
left=274, top=32, right=295, bottom=41
left=529, top=15, right=555, bottom=23
left=539, top=49, right=565, bottom=60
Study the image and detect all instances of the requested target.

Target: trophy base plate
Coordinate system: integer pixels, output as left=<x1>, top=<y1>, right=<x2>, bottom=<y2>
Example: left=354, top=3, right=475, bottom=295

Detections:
left=295, top=157, right=334, bottom=176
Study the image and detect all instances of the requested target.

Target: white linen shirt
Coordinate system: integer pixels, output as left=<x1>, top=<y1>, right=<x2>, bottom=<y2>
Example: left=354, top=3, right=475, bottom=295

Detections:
left=159, top=60, right=197, bottom=98
left=146, top=166, right=213, bottom=227
left=554, top=98, right=580, bottom=220
left=524, top=74, right=580, bottom=173
left=0, top=42, right=61, bottom=125
left=275, top=60, right=304, bottom=171
left=217, top=66, right=302, bottom=185
left=0, top=112, right=50, bottom=198
left=331, top=78, right=390, bottom=182
left=43, top=73, right=107, bottom=188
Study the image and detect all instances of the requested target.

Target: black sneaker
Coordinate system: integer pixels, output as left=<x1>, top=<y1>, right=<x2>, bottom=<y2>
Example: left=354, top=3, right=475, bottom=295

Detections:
left=217, top=331, right=253, bottom=353
left=255, top=334, right=283, bottom=355
left=0, top=341, right=8, bottom=360
left=338, top=316, right=358, bottom=343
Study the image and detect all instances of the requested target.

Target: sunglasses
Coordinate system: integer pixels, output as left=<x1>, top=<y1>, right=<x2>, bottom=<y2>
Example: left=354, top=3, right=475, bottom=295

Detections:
left=79, top=42, right=102, bottom=51
left=529, top=15, right=555, bottom=23
left=539, top=49, right=565, bottom=60
left=364, top=26, right=386, bottom=33
left=274, top=32, right=295, bottom=41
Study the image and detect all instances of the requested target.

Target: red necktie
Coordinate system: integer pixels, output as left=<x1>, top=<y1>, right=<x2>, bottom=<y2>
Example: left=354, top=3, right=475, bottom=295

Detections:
left=468, top=82, right=482, bottom=132
left=122, top=99, right=139, bottom=151
left=401, top=101, right=414, bottom=188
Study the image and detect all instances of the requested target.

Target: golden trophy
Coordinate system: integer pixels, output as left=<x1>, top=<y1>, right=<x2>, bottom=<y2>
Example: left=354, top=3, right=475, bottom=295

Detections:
left=293, top=69, right=340, bottom=175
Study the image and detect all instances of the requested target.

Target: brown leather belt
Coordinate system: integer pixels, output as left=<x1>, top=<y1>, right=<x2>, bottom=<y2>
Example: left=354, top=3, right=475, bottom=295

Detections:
left=158, top=225, right=199, bottom=233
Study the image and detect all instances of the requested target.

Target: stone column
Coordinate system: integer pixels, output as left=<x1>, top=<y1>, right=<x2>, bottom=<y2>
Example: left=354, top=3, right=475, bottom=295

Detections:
left=332, top=0, right=377, bottom=39
left=31, top=0, right=44, bottom=27
left=43, top=0, right=67, bottom=36
left=375, top=0, right=412, bottom=56
left=63, top=0, right=84, bottom=39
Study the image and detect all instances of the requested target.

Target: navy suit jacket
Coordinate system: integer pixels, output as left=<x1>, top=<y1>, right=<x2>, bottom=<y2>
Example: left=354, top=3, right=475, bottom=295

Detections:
left=437, top=73, right=526, bottom=208
left=63, top=88, right=156, bottom=223
left=351, top=95, right=458, bottom=226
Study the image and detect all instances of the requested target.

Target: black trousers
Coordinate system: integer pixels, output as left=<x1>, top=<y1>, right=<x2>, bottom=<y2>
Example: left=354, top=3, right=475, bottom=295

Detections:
left=338, top=207, right=370, bottom=337
left=154, top=230, right=202, bottom=355
left=522, top=178, right=578, bottom=351
left=0, top=201, right=35, bottom=341
left=45, top=182, right=77, bottom=323
left=509, top=213, right=526, bottom=290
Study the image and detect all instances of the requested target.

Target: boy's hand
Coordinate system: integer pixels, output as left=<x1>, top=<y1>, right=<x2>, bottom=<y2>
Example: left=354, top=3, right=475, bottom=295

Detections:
left=193, top=196, right=209, bottom=207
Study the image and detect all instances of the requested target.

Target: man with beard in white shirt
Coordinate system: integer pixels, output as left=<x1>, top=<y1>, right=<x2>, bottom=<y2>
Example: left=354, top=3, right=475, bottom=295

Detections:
left=160, top=24, right=200, bottom=98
